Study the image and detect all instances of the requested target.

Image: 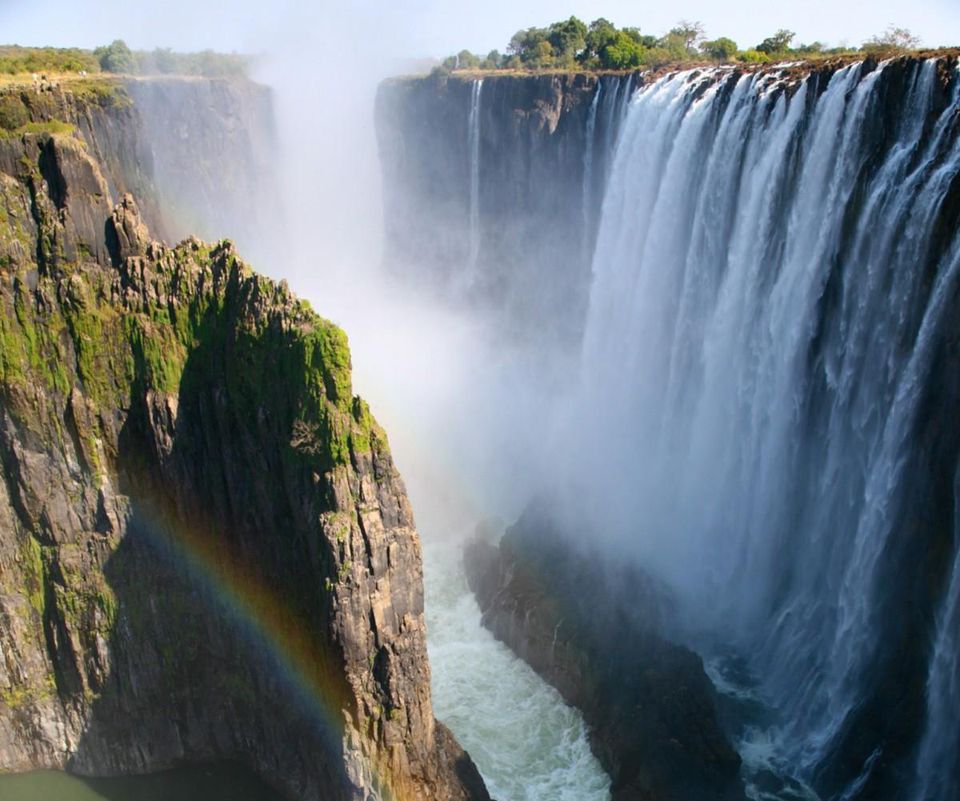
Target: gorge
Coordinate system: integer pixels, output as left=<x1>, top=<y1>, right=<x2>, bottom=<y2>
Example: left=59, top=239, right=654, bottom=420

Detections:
left=0, top=77, right=490, bottom=801
left=377, top=54, right=960, bottom=801
left=0, top=33, right=959, bottom=801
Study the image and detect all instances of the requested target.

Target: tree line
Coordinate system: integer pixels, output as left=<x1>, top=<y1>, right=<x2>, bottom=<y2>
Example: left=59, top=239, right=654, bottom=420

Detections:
left=440, top=19, right=925, bottom=72
left=0, top=42, right=248, bottom=78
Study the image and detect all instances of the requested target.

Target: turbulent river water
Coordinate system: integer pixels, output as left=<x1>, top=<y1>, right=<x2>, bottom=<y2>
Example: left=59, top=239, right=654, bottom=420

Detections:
left=418, top=510, right=610, bottom=801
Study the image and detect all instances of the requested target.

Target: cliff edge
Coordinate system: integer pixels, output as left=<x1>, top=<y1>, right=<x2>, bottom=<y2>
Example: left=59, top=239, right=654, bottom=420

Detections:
left=0, top=91, right=489, bottom=800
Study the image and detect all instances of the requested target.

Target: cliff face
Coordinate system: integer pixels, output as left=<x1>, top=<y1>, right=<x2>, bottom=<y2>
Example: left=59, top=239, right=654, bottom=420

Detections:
left=465, top=510, right=744, bottom=801
left=376, top=72, right=631, bottom=349
left=125, top=78, right=280, bottom=251
left=8, top=76, right=276, bottom=251
left=0, top=87, right=488, bottom=800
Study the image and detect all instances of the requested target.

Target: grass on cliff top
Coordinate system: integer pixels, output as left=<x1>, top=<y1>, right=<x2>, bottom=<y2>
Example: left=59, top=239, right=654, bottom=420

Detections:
left=0, top=120, right=76, bottom=139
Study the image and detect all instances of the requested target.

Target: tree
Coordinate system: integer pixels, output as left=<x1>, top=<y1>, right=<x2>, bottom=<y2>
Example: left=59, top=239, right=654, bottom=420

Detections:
left=548, top=16, right=587, bottom=61
left=600, top=31, right=645, bottom=69
left=756, top=29, right=795, bottom=55
left=457, top=49, right=481, bottom=69
left=657, top=32, right=691, bottom=61
left=508, top=27, right=549, bottom=63
left=94, top=39, right=135, bottom=74
left=701, top=37, right=738, bottom=61
left=151, top=47, right=177, bottom=74
left=794, top=41, right=825, bottom=56
left=863, top=25, right=921, bottom=53
left=669, top=20, right=705, bottom=52
left=533, top=40, right=555, bottom=67
left=482, top=50, right=502, bottom=69
left=581, top=18, right=619, bottom=65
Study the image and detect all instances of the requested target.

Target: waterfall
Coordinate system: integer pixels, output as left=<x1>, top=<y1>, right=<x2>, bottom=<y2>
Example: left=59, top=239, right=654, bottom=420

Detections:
left=914, top=463, right=960, bottom=801
left=581, top=82, right=602, bottom=263
left=582, top=82, right=602, bottom=227
left=577, top=59, right=960, bottom=799
left=467, top=78, right=483, bottom=275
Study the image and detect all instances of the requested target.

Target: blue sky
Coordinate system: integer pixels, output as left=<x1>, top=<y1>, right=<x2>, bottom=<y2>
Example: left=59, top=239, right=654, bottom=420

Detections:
left=2, top=0, right=959, bottom=58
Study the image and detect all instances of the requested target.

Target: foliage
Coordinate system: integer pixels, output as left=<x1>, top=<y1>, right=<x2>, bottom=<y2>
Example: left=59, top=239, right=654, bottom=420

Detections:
left=131, top=47, right=247, bottom=77
left=0, top=95, right=28, bottom=130
left=737, top=49, right=771, bottom=63
left=0, top=45, right=99, bottom=76
left=668, top=20, right=705, bottom=52
left=0, top=43, right=249, bottom=79
left=440, top=17, right=927, bottom=74
left=548, top=16, right=588, bottom=63
left=443, top=17, right=731, bottom=72
left=701, top=37, right=739, bottom=61
left=94, top=39, right=136, bottom=74
left=863, top=26, right=921, bottom=54
left=755, top=29, right=796, bottom=55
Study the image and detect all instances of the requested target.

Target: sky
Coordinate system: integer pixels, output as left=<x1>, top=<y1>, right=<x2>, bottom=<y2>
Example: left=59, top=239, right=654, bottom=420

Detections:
left=2, top=0, right=960, bottom=60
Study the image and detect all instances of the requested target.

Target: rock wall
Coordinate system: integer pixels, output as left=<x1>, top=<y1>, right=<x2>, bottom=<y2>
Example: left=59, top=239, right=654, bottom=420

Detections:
left=465, top=508, right=744, bottom=801
left=125, top=78, right=280, bottom=253
left=7, top=75, right=276, bottom=251
left=0, top=87, right=489, bottom=801
left=375, top=72, right=632, bottom=350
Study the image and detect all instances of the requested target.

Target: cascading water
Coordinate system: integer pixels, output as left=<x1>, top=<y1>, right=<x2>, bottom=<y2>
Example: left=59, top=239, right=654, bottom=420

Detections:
left=582, top=82, right=601, bottom=259
left=913, top=463, right=960, bottom=801
left=467, top=79, right=483, bottom=276
left=576, top=59, right=960, bottom=800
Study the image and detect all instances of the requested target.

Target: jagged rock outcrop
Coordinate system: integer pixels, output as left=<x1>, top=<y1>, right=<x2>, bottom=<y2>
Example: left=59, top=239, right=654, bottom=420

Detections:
left=0, top=98, right=489, bottom=800
left=465, top=507, right=744, bottom=801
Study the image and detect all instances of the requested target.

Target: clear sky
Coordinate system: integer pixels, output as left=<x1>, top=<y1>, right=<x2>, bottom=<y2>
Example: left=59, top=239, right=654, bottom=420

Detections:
left=2, top=0, right=959, bottom=59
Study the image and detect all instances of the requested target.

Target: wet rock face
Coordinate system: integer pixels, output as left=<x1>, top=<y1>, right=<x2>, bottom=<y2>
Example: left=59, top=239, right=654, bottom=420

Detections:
left=376, top=72, right=628, bottom=351
left=0, top=91, right=489, bottom=801
left=465, top=507, right=744, bottom=801
left=124, top=78, right=281, bottom=253
left=3, top=76, right=277, bottom=252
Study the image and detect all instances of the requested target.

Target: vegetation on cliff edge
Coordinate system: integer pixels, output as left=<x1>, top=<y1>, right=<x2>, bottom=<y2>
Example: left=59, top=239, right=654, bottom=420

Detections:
left=0, top=42, right=249, bottom=79
left=440, top=18, right=934, bottom=73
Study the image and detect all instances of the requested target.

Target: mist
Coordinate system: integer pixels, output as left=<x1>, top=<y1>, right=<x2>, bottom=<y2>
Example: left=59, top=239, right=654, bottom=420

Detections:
left=4, top=2, right=960, bottom=799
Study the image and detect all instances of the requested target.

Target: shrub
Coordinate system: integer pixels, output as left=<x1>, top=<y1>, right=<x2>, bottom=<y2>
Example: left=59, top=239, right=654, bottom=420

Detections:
left=702, top=37, right=738, bottom=61
left=0, top=96, right=28, bottom=131
left=94, top=40, right=135, bottom=74
left=738, top=49, right=771, bottom=63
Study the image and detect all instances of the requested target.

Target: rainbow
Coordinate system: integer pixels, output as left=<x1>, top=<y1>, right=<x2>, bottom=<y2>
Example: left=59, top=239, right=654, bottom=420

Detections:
left=128, top=499, right=410, bottom=801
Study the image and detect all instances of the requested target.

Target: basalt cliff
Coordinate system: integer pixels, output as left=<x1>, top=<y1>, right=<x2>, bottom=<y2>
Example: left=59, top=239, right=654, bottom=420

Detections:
left=379, top=55, right=960, bottom=801
left=465, top=512, right=744, bottom=801
left=376, top=72, right=630, bottom=350
left=0, top=79, right=489, bottom=800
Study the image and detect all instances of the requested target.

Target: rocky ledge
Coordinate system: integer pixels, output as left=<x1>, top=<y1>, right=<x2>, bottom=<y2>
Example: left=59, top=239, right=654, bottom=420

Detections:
left=0, top=122, right=489, bottom=800
left=465, top=506, right=744, bottom=801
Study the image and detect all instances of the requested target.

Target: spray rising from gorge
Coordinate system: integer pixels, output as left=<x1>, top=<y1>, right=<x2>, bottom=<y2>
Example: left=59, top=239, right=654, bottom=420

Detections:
left=377, top=52, right=960, bottom=801
left=574, top=59, right=960, bottom=797
left=2, top=4, right=960, bottom=798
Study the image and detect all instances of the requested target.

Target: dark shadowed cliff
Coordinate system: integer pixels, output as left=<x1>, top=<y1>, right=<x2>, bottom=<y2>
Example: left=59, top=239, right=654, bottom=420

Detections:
left=0, top=81, right=489, bottom=801
left=376, top=72, right=632, bottom=350
left=465, top=510, right=744, bottom=801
